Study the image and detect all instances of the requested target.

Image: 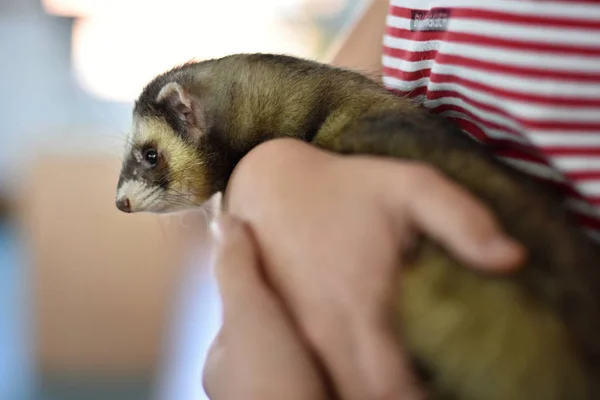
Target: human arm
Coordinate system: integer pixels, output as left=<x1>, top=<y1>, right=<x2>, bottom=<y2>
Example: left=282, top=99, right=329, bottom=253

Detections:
left=222, top=138, right=523, bottom=400
left=203, top=214, right=330, bottom=400
left=327, top=0, right=388, bottom=75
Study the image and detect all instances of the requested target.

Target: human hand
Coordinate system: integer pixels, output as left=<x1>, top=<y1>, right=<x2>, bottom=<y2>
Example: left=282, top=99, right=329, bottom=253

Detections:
left=223, top=138, right=525, bottom=400
left=202, top=214, right=330, bottom=400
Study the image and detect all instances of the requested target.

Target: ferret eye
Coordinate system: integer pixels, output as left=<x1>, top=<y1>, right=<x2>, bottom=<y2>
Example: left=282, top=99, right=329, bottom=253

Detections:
left=143, top=148, right=158, bottom=166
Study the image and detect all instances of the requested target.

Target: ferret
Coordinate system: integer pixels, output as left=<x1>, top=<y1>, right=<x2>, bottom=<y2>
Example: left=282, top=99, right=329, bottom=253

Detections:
left=114, top=53, right=600, bottom=400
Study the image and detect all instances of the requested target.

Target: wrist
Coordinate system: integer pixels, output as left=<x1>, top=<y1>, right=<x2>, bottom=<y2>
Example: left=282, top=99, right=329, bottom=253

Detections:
left=225, top=138, right=339, bottom=203
left=241, top=138, right=336, bottom=169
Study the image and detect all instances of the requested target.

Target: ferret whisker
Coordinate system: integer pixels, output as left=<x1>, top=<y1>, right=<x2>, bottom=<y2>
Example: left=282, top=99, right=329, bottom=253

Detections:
left=158, top=195, right=202, bottom=208
left=164, top=189, right=204, bottom=207
left=200, top=207, right=212, bottom=226
left=98, top=133, right=136, bottom=148
left=201, top=205, right=217, bottom=220
left=155, top=215, right=171, bottom=245
left=141, top=186, right=163, bottom=202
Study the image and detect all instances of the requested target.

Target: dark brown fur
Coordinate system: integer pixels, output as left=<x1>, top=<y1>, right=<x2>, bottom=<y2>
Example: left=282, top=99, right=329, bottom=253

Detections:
left=121, top=53, right=600, bottom=399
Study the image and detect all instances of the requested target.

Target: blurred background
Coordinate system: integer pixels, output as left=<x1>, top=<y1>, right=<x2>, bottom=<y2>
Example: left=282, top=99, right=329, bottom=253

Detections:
left=0, top=0, right=371, bottom=399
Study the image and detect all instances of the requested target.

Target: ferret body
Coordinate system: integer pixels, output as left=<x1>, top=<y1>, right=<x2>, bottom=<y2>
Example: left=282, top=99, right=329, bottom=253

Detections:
left=115, top=53, right=600, bottom=400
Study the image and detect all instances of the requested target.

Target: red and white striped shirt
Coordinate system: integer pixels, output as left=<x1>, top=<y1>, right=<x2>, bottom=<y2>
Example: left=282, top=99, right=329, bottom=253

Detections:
left=382, top=0, right=600, bottom=241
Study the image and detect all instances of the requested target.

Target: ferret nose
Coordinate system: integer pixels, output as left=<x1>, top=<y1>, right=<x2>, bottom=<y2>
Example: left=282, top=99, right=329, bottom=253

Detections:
left=116, top=197, right=131, bottom=213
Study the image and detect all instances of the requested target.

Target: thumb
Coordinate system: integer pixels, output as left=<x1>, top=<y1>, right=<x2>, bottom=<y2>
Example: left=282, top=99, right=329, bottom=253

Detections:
left=354, top=319, right=426, bottom=400
left=387, top=166, right=526, bottom=271
left=210, top=214, right=272, bottom=322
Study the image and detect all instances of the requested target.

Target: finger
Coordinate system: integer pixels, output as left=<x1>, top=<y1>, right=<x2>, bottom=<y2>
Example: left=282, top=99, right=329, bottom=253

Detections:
left=202, top=330, right=225, bottom=399
left=210, top=213, right=265, bottom=312
left=210, top=214, right=283, bottom=324
left=397, top=166, right=526, bottom=271
left=354, top=320, right=426, bottom=400
left=313, top=314, right=426, bottom=400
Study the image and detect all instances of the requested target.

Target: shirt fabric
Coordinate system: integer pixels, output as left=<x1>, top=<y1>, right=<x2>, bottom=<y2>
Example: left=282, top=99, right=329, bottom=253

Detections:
left=381, top=0, right=600, bottom=240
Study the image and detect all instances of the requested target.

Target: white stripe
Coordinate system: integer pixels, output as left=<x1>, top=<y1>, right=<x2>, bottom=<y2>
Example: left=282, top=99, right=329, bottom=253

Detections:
left=497, top=157, right=565, bottom=182
left=383, top=36, right=444, bottom=60
left=440, top=42, right=600, bottom=72
left=386, top=15, right=600, bottom=49
left=438, top=110, right=530, bottom=143
left=389, top=0, right=600, bottom=20
left=386, top=79, right=600, bottom=148
left=383, top=54, right=600, bottom=99
left=419, top=95, right=525, bottom=133
left=552, top=156, right=600, bottom=171
left=566, top=199, right=600, bottom=218
left=576, top=181, right=600, bottom=197
left=383, top=53, right=435, bottom=71
left=386, top=16, right=423, bottom=32
left=583, top=228, right=600, bottom=242
left=452, top=20, right=600, bottom=49
left=528, top=133, right=600, bottom=148
left=383, top=58, right=435, bottom=73
left=384, top=35, right=600, bottom=73
left=382, top=75, right=430, bottom=91
left=407, top=94, right=428, bottom=105
left=438, top=110, right=600, bottom=148
left=423, top=79, right=600, bottom=122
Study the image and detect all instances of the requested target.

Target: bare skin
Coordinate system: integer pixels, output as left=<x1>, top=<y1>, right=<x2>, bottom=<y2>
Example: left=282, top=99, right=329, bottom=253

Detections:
left=203, top=214, right=330, bottom=400
left=215, top=138, right=523, bottom=400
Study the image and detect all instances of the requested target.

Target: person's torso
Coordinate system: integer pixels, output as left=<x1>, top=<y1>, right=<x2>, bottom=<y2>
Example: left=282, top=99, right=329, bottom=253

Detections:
left=382, top=0, right=600, bottom=240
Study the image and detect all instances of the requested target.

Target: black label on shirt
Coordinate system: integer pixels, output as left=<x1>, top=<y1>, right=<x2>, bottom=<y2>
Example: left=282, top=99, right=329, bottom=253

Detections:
left=410, top=8, right=451, bottom=32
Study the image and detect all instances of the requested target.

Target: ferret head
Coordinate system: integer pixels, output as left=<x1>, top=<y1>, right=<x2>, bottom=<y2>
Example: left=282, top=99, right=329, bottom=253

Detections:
left=115, top=81, right=213, bottom=214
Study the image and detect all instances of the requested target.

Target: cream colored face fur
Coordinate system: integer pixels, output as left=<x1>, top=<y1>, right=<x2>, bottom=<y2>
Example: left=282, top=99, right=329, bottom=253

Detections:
left=115, top=115, right=209, bottom=214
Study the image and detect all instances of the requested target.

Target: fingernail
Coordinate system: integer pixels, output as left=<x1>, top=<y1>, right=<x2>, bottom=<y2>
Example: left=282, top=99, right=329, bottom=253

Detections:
left=210, top=214, right=239, bottom=243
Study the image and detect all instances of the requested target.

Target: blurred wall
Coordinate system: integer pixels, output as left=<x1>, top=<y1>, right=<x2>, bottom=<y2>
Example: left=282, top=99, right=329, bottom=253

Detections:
left=0, top=0, right=370, bottom=399
left=0, top=0, right=132, bottom=195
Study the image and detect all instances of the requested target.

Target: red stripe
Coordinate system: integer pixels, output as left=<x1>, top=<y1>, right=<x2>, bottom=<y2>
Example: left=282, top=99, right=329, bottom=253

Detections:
left=538, top=179, right=589, bottom=201
left=389, top=5, right=600, bottom=30
left=406, top=99, right=600, bottom=218
left=395, top=95, right=553, bottom=163
left=424, top=89, right=600, bottom=132
left=389, top=81, right=600, bottom=136
left=542, top=147, right=600, bottom=156
left=449, top=117, right=487, bottom=141
left=492, top=147, right=550, bottom=164
left=390, top=89, right=557, bottom=163
left=383, top=45, right=600, bottom=83
left=385, top=26, right=600, bottom=57
left=573, top=212, right=600, bottom=231
left=384, top=3, right=600, bottom=234
left=436, top=52, right=600, bottom=83
left=390, top=92, right=529, bottom=140
left=426, top=89, right=529, bottom=125
left=390, top=89, right=532, bottom=144
left=425, top=102, right=526, bottom=139
left=384, top=63, right=600, bottom=107
left=382, top=66, right=431, bottom=82
left=565, top=171, right=600, bottom=180
left=429, top=74, right=600, bottom=107
left=493, top=167, right=586, bottom=200
left=382, top=46, right=440, bottom=63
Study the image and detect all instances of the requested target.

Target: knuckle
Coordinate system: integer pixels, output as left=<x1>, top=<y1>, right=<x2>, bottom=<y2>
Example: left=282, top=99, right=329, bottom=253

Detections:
left=230, top=140, right=298, bottom=195
left=404, top=162, right=443, bottom=188
left=300, top=307, right=351, bottom=347
left=201, top=330, right=226, bottom=396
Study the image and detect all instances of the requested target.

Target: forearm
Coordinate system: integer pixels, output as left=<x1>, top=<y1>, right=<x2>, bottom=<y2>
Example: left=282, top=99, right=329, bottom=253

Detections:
left=326, top=0, right=388, bottom=76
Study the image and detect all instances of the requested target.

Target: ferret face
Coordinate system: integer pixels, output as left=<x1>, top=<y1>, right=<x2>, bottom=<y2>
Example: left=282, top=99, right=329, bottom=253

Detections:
left=115, top=114, right=210, bottom=214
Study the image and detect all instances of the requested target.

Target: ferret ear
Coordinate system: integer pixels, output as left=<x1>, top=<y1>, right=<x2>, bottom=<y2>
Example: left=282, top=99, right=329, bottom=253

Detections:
left=156, top=82, right=205, bottom=139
